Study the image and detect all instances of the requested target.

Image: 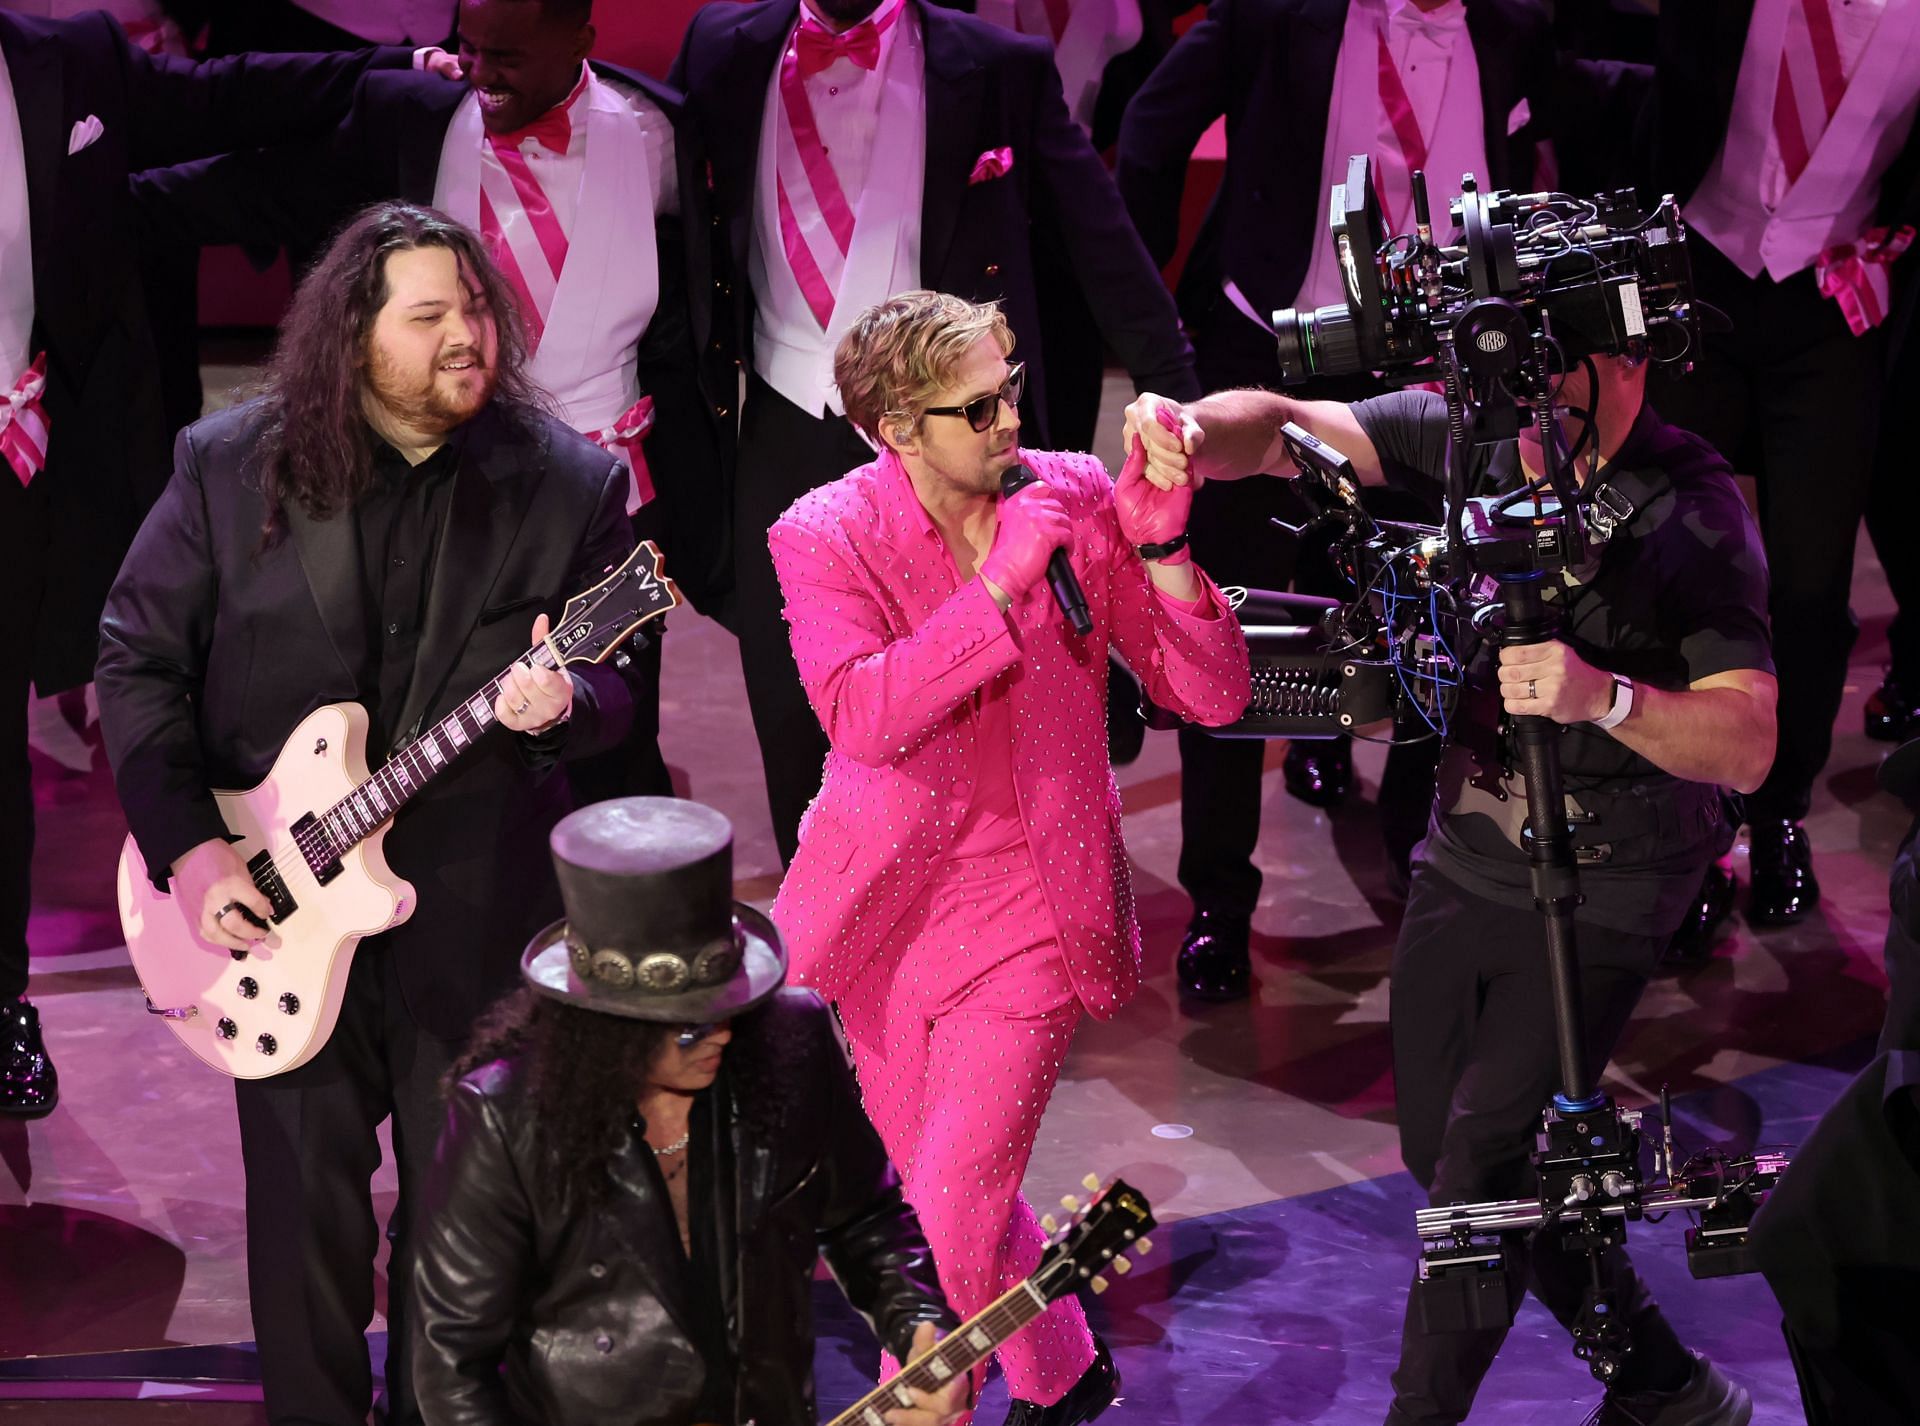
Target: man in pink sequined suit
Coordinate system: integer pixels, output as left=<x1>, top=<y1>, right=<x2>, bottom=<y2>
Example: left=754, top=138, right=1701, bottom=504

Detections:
left=769, top=291, right=1249, bottom=1425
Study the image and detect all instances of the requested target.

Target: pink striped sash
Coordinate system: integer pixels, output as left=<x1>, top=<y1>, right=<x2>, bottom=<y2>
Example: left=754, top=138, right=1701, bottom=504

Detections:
left=1773, top=0, right=1850, bottom=184
left=1, top=354, right=50, bottom=489
left=776, top=3, right=902, bottom=329
left=478, top=70, right=589, bottom=348
left=1375, top=27, right=1429, bottom=228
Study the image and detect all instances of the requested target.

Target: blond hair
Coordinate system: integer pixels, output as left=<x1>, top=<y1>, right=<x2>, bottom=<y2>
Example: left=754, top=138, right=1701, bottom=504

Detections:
left=833, top=290, right=1015, bottom=446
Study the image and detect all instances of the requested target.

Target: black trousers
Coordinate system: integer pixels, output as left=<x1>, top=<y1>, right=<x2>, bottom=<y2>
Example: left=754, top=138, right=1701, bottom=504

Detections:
left=1384, top=866, right=1693, bottom=1425
left=1174, top=363, right=1437, bottom=917
left=234, top=942, right=461, bottom=1426
left=733, top=375, right=875, bottom=866
left=1649, top=238, right=1885, bottom=823
left=0, top=468, right=49, bottom=1002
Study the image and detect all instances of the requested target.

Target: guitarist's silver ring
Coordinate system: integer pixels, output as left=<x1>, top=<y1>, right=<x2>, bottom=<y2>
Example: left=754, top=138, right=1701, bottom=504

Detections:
left=513, top=700, right=531, bottom=715
left=215, top=901, right=242, bottom=921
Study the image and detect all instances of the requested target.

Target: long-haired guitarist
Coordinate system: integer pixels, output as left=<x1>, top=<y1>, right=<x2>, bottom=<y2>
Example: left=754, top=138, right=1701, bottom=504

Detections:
left=414, top=797, right=969, bottom=1426
left=96, top=200, right=649, bottom=1426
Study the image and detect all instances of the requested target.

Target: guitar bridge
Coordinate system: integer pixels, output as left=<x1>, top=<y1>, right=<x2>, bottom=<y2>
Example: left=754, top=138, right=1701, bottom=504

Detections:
left=247, top=848, right=299, bottom=923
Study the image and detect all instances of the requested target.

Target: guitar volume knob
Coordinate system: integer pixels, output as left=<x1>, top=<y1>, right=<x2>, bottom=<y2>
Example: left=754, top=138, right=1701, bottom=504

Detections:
left=236, top=977, right=258, bottom=999
left=278, top=993, right=300, bottom=1015
left=256, top=1034, right=277, bottom=1056
left=215, top=1018, right=237, bottom=1041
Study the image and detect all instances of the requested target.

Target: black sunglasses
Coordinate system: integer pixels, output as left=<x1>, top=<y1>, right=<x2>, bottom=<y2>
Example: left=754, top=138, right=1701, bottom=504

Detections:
left=922, top=362, right=1025, bottom=433
left=674, top=1021, right=726, bottom=1049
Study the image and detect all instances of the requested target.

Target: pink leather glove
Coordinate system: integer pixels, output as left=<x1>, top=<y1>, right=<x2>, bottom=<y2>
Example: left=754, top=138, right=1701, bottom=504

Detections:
left=1116, top=405, right=1197, bottom=563
left=980, top=482, right=1073, bottom=600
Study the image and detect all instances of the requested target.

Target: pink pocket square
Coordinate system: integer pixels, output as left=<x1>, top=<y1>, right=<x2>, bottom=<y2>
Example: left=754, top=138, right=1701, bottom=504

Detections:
left=969, top=146, right=1013, bottom=185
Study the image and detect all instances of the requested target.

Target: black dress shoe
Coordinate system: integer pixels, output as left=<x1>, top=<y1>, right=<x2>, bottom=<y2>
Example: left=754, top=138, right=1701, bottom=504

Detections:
left=1747, top=820, right=1820, bottom=927
left=1283, top=737, right=1351, bottom=808
left=1003, top=1336, right=1121, bottom=1426
left=1661, top=861, right=1737, bottom=969
left=0, top=998, right=58, bottom=1118
left=1177, top=909, right=1251, bottom=1001
left=1865, top=675, right=1920, bottom=743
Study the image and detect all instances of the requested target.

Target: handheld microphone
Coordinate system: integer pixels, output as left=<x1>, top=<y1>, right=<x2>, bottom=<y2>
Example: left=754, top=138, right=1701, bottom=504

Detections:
left=999, top=463, right=1092, bottom=635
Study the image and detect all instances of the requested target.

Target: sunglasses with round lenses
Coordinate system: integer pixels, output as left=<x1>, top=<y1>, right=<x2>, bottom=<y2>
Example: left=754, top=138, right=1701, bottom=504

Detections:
left=922, top=361, right=1025, bottom=433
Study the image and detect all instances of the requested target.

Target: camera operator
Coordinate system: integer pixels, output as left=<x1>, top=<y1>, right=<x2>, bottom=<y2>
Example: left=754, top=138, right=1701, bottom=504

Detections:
left=1126, top=357, right=1776, bottom=1426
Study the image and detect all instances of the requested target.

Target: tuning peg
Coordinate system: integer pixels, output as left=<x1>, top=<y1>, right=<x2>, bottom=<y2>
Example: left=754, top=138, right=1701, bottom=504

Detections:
left=1136, top=1237, right=1153, bottom=1256
left=1082, top=1173, right=1100, bottom=1192
left=1111, top=1256, right=1131, bottom=1275
left=1060, top=1194, right=1080, bottom=1212
left=1090, top=1275, right=1109, bottom=1294
left=1040, top=1214, right=1059, bottom=1234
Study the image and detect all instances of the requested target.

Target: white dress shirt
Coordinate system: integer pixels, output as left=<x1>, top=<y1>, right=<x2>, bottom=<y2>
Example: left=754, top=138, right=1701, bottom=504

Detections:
left=1686, top=0, right=1920, bottom=281
left=0, top=41, right=34, bottom=387
left=751, top=0, right=926, bottom=417
left=1287, top=0, right=1487, bottom=314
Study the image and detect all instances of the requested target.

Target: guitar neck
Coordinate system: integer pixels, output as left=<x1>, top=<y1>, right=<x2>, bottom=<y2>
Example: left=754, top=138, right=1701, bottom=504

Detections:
left=318, top=640, right=563, bottom=854
left=827, top=1282, right=1048, bottom=1426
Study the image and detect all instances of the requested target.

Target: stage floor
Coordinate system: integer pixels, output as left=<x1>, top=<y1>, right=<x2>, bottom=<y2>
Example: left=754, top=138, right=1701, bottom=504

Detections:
left=3, top=374, right=1903, bottom=1423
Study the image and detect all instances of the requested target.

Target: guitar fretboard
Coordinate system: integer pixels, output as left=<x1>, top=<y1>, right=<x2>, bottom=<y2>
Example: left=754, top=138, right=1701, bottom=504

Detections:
left=312, top=641, right=563, bottom=858
left=829, top=1282, right=1047, bottom=1426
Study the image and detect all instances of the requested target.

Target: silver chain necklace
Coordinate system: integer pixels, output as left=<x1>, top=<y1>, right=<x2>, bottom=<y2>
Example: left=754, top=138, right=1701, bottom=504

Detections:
left=652, top=1130, right=691, bottom=1157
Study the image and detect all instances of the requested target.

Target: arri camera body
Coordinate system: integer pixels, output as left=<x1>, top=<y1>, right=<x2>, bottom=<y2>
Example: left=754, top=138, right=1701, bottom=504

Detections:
left=1157, top=157, right=1788, bottom=1386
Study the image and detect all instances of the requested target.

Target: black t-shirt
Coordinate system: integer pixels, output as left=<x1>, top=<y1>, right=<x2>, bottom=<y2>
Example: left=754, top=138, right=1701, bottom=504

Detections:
left=1351, top=390, right=1773, bottom=935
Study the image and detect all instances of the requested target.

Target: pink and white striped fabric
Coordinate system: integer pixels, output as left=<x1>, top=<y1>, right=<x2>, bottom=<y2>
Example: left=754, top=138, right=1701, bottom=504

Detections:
left=1373, top=25, right=1428, bottom=229
left=1815, top=224, right=1915, bottom=335
left=588, top=395, right=657, bottom=511
left=1772, top=0, right=1852, bottom=185
left=774, top=0, right=903, bottom=330
left=1, top=353, right=49, bottom=489
left=478, top=67, right=591, bottom=350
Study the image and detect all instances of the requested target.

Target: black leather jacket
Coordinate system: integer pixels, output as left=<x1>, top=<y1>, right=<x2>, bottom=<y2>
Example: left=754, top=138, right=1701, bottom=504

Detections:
left=412, top=989, right=955, bottom=1425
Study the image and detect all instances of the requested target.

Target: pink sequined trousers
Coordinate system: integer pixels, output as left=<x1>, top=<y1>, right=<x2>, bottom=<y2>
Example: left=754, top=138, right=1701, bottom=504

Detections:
left=833, top=840, right=1096, bottom=1406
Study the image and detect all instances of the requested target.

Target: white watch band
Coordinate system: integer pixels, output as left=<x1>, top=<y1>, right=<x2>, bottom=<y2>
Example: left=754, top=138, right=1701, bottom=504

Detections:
left=1592, top=675, right=1635, bottom=731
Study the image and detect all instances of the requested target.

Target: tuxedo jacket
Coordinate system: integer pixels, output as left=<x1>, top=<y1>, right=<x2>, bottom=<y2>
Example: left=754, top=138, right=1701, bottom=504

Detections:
left=130, top=63, right=736, bottom=615
left=96, top=400, right=642, bottom=1039
left=0, top=12, right=412, bottom=692
left=669, top=0, right=1202, bottom=446
left=1113, top=0, right=1636, bottom=379
left=768, top=448, right=1250, bottom=1020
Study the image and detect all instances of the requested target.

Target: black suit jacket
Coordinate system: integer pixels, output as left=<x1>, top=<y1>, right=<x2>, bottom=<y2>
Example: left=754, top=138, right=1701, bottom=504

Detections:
left=95, top=400, right=641, bottom=1039
left=1114, top=0, right=1629, bottom=382
left=669, top=0, right=1201, bottom=445
left=0, top=12, right=412, bottom=692
left=130, top=63, right=736, bottom=614
left=414, top=988, right=955, bottom=1426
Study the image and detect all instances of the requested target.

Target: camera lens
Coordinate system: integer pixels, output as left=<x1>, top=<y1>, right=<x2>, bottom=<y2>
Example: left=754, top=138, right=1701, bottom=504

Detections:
left=1274, top=304, right=1364, bottom=385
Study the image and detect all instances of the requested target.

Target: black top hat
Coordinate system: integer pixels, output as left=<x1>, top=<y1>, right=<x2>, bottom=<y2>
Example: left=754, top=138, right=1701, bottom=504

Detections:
left=521, top=798, right=786, bottom=1022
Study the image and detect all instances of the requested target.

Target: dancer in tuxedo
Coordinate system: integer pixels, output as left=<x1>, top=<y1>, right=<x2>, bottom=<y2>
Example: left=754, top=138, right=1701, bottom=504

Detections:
left=0, top=8, right=420, bottom=1118
left=1636, top=0, right=1920, bottom=926
left=97, top=203, right=646, bottom=1426
left=136, top=0, right=728, bottom=806
left=1113, top=0, right=1627, bottom=997
left=671, top=0, right=1201, bottom=864
left=772, top=291, right=1248, bottom=1424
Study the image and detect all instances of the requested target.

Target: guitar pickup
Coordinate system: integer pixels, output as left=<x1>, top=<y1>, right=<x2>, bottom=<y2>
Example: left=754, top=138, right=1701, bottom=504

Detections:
left=247, top=848, right=299, bottom=923
left=289, top=811, right=342, bottom=887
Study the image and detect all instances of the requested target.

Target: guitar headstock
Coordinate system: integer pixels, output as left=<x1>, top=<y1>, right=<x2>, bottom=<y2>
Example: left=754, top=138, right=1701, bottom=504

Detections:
left=1031, top=1174, right=1157, bottom=1302
left=549, top=541, right=683, bottom=668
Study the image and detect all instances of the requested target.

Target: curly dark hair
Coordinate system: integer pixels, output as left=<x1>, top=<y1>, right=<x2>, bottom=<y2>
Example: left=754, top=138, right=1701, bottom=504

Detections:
left=247, top=200, right=549, bottom=548
left=448, top=986, right=677, bottom=1207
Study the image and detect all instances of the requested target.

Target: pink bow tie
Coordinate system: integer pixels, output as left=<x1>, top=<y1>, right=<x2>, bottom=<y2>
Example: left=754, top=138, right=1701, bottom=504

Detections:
left=795, top=16, right=884, bottom=78
left=489, top=104, right=572, bottom=157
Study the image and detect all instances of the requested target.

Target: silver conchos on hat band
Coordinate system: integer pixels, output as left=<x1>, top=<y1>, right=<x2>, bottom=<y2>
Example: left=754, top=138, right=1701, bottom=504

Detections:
left=688, top=922, right=747, bottom=987
left=589, top=949, right=636, bottom=989
left=635, top=952, right=692, bottom=993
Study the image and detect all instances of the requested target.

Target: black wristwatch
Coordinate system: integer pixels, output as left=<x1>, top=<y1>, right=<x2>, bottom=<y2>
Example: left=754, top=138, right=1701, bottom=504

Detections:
left=1135, top=532, right=1191, bottom=561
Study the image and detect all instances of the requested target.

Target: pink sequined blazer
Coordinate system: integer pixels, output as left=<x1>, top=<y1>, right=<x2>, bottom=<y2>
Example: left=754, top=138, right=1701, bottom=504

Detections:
left=767, top=447, right=1252, bottom=1021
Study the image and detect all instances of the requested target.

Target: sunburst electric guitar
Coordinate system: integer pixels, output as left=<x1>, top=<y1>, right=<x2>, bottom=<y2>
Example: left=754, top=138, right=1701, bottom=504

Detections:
left=823, top=1175, right=1157, bottom=1426
left=117, top=542, right=681, bottom=1078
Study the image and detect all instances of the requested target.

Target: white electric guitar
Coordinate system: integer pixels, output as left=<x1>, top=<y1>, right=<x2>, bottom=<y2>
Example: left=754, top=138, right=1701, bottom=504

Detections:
left=117, top=542, right=681, bottom=1078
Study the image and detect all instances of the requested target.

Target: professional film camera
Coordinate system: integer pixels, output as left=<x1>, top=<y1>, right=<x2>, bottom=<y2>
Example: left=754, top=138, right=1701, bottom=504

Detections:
left=1154, top=156, right=1788, bottom=1384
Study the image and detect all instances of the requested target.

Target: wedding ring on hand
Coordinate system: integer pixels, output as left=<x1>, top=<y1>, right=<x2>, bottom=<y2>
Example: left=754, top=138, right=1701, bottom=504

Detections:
left=215, top=900, right=242, bottom=922
left=514, top=700, right=531, bottom=715
left=1528, top=679, right=1538, bottom=701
